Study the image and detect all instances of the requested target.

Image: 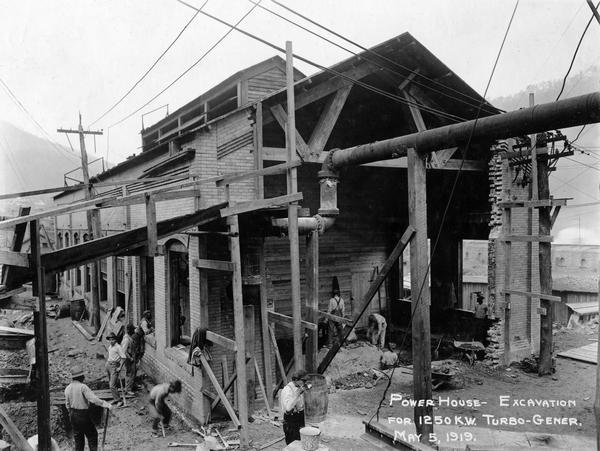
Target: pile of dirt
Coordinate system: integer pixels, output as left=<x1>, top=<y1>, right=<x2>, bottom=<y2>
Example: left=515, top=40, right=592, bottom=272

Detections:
left=333, top=371, right=377, bottom=390
left=321, top=342, right=382, bottom=380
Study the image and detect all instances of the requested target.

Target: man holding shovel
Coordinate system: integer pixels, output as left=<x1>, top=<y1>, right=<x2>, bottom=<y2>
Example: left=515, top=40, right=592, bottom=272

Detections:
left=65, top=365, right=113, bottom=451
left=148, top=380, right=182, bottom=437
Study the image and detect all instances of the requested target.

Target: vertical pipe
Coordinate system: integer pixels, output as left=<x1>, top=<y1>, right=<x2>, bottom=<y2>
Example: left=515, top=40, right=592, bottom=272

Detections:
left=407, top=149, right=433, bottom=443
left=286, top=41, right=303, bottom=370
left=31, top=220, right=51, bottom=450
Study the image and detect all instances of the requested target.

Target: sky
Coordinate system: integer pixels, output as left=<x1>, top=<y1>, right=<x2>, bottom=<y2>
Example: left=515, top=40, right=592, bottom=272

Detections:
left=0, top=0, right=599, bottom=240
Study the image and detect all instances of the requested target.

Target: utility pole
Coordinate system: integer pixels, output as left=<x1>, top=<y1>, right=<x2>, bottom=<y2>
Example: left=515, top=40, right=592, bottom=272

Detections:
left=58, top=115, right=104, bottom=331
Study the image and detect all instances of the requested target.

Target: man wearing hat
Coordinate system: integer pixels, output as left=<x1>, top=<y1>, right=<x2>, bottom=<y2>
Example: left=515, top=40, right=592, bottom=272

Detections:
left=105, top=332, right=126, bottom=405
left=474, top=293, right=488, bottom=319
left=327, top=288, right=346, bottom=347
left=140, top=310, right=154, bottom=335
left=65, top=365, right=112, bottom=451
left=280, top=369, right=311, bottom=444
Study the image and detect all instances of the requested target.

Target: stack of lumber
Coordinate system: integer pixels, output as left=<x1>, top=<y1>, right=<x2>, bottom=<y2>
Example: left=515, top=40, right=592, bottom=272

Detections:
left=0, top=325, right=34, bottom=350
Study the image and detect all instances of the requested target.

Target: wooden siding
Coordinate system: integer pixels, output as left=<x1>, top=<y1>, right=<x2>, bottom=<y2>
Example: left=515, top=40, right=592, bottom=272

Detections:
left=247, top=67, right=287, bottom=103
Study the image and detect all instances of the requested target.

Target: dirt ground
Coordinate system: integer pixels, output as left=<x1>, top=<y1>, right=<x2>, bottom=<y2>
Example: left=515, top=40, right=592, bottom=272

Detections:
left=0, top=313, right=598, bottom=450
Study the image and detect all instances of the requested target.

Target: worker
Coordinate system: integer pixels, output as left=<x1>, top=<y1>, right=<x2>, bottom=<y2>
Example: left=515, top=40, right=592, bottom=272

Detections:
left=105, top=332, right=126, bottom=406
left=327, top=289, right=345, bottom=347
left=148, top=380, right=182, bottom=435
left=65, top=365, right=113, bottom=451
left=131, top=325, right=146, bottom=389
left=474, top=293, right=488, bottom=319
left=367, top=313, right=387, bottom=350
left=140, top=310, right=154, bottom=335
left=280, top=369, right=311, bottom=445
left=120, top=323, right=136, bottom=394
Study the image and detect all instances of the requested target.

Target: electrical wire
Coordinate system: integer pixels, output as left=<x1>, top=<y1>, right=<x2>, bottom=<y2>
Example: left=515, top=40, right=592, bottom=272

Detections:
left=176, top=0, right=467, bottom=124
left=269, top=0, right=503, bottom=117
left=0, top=76, right=73, bottom=156
left=90, top=1, right=208, bottom=128
left=555, top=0, right=600, bottom=101
left=108, top=0, right=262, bottom=129
left=249, top=0, right=501, bottom=117
left=570, top=125, right=587, bottom=145
left=366, top=0, right=520, bottom=427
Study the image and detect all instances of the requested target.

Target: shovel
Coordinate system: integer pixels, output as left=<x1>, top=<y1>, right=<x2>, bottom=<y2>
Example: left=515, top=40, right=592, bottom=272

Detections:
left=101, top=408, right=109, bottom=451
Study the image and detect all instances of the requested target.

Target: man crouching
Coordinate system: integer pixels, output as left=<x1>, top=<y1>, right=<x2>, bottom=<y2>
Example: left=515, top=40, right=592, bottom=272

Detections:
left=148, top=380, right=182, bottom=436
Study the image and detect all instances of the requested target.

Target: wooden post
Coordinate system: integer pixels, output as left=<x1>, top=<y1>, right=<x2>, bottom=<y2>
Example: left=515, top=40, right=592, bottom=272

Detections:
left=244, top=305, right=256, bottom=414
left=407, top=149, right=433, bottom=443
left=528, top=93, right=538, bottom=342
left=538, top=144, right=553, bottom=375
left=228, top=213, right=249, bottom=447
left=285, top=41, right=303, bottom=371
left=305, top=230, right=319, bottom=373
left=258, top=240, right=273, bottom=406
left=58, top=116, right=103, bottom=332
left=31, top=220, right=51, bottom=451
left=255, top=102, right=264, bottom=200
left=594, top=277, right=600, bottom=451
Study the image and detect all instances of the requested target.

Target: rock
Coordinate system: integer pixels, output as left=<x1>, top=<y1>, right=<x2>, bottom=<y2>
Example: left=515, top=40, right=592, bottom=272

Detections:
left=96, top=353, right=105, bottom=359
left=67, top=350, right=79, bottom=357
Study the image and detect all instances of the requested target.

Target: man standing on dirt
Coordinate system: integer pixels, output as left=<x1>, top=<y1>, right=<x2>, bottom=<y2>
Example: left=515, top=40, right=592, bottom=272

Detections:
left=367, top=312, right=387, bottom=350
left=65, top=365, right=113, bottom=451
left=280, top=369, right=310, bottom=445
left=148, top=380, right=182, bottom=436
left=105, top=332, right=126, bottom=406
left=327, top=289, right=345, bottom=347
left=120, top=324, right=136, bottom=394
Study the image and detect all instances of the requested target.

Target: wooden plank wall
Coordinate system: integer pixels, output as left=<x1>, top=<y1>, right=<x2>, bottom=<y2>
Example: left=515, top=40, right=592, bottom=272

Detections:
left=247, top=67, right=287, bottom=103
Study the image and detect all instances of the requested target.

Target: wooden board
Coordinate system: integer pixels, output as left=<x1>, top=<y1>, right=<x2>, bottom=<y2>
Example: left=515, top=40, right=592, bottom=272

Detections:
left=557, top=342, right=598, bottom=364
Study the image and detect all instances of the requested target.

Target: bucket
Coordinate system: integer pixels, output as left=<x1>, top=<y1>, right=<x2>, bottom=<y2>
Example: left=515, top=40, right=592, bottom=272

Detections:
left=299, top=426, right=320, bottom=451
left=304, top=373, right=328, bottom=423
left=70, top=299, right=86, bottom=320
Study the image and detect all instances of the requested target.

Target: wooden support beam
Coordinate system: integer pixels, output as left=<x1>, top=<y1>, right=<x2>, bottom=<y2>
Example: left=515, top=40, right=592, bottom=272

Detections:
left=538, top=147, right=553, bottom=376
left=0, top=250, right=29, bottom=268
left=258, top=239, right=273, bottom=406
left=255, top=102, right=265, bottom=199
left=318, top=311, right=353, bottom=325
left=305, top=231, right=319, bottom=373
left=501, top=290, right=561, bottom=303
left=211, top=356, right=251, bottom=411
left=244, top=305, right=256, bottom=414
left=498, top=235, right=553, bottom=242
left=270, top=104, right=309, bottom=160
left=498, top=198, right=569, bottom=208
left=263, top=147, right=486, bottom=171
left=550, top=206, right=562, bottom=228
left=31, top=221, right=51, bottom=451
left=216, top=161, right=301, bottom=187
left=192, top=258, right=235, bottom=272
left=206, top=330, right=237, bottom=351
left=407, top=147, right=433, bottom=444
left=199, top=353, right=241, bottom=428
left=1, top=207, right=30, bottom=288
left=228, top=213, right=249, bottom=445
left=267, top=310, right=317, bottom=331
left=145, top=194, right=158, bottom=257
left=219, top=193, right=303, bottom=217
left=254, top=358, right=272, bottom=416
left=317, top=226, right=415, bottom=374
left=307, top=84, right=352, bottom=155
left=268, top=324, right=288, bottom=386
left=40, top=203, right=225, bottom=274
left=503, top=204, right=513, bottom=365
left=102, top=189, right=203, bottom=208
left=0, top=404, right=34, bottom=451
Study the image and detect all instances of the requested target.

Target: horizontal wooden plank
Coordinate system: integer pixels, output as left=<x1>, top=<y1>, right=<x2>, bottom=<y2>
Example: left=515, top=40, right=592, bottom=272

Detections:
left=498, top=198, right=569, bottom=208
left=0, top=250, right=30, bottom=268
left=267, top=310, right=317, bottom=331
left=206, top=330, right=237, bottom=351
left=501, top=290, right=561, bottom=302
left=497, top=235, right=553, bottom=242
left=318, top=311, right=353, bottom=325
left=0, top=325, right=34, bottom=336
left=216, top=161, right=301, bottom=187
left=220, top=193, right=303, bottom=217
left=102, top=189, right=202, bottom=208
left=263, top=147, right=485, bottom=171
left=192, top=258, right=235, bottom=272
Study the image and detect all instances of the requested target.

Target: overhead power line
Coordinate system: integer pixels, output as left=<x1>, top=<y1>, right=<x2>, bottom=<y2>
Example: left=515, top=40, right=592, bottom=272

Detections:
left=0, top=76, right=74, bottom=156
left=249, top=0, right=501, bottom=117
left=176, top=0, right=467, bottom=124
left=109, top=0, right=262, bottom=129
left=555, top=0, right=600, bottom=101
left=90, top=0, right=209, bottom=127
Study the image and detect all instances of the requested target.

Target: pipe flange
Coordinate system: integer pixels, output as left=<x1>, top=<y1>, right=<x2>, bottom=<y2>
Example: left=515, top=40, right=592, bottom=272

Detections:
left=320, top=149, right=340, bottom=177
left=313, top=214, right=325, bottom=234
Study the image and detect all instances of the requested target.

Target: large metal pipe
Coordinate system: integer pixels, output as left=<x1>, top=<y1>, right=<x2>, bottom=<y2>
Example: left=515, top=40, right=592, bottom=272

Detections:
left=327, top=92, right=600, bottom=170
